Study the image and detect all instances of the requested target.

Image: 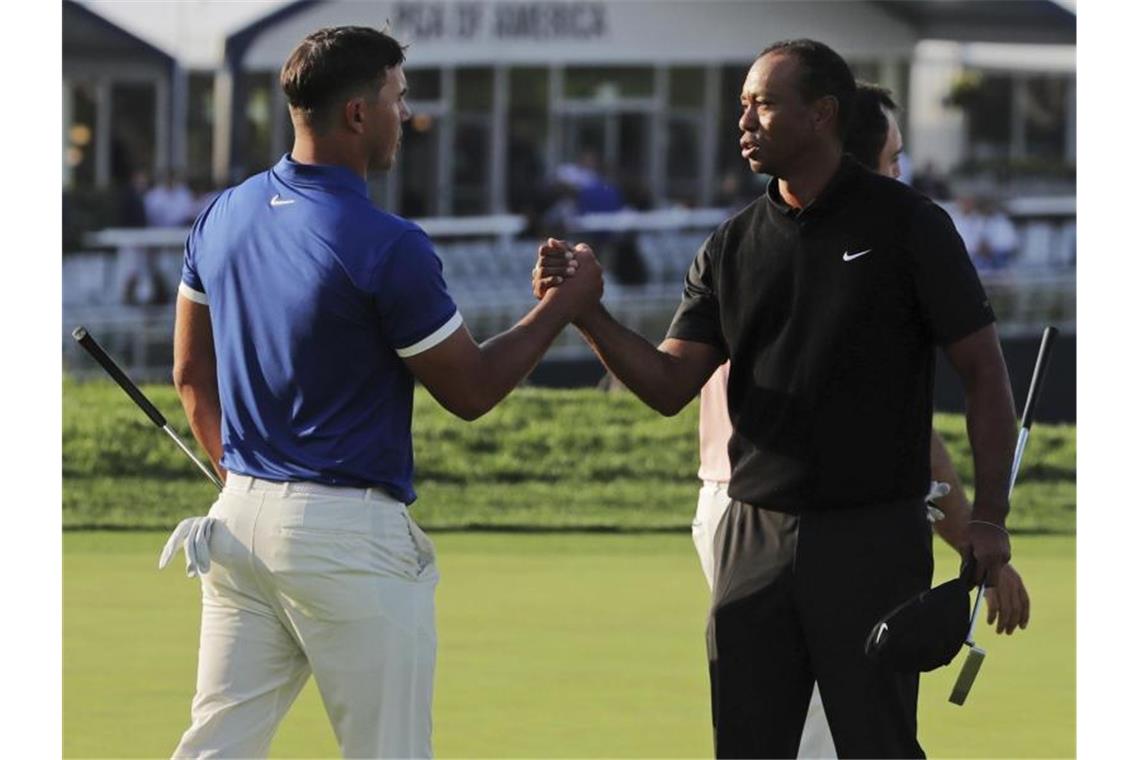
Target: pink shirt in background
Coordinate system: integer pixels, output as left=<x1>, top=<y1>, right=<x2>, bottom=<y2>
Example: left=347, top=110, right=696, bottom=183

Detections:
left=697, top=362, right=733, bottom=483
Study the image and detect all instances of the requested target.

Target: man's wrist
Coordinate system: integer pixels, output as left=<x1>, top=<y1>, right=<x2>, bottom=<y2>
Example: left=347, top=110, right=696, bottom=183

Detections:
left=969, top=495, right=1009, bottom=525
left=536, top=288, right=579, bottom=325
left=968, top=519, right=1010, bottom=537
left=573, top=300, right=608, bottom=332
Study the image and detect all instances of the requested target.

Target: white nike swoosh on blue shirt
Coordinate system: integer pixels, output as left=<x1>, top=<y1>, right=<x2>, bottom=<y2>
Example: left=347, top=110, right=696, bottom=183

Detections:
left=270, top=194, right=296, bottom=207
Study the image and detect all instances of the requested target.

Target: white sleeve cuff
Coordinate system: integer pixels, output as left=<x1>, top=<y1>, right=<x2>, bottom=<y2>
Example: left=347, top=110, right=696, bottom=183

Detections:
left=395, top=311, right=463, bottom=358
left=178, top=282, right=209, bottom=305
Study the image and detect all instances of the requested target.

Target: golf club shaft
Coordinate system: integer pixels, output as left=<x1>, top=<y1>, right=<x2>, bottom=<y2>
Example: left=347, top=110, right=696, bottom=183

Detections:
left=72, top=326, right=167, bottom=428
left=1009, top=428, right=1030, bottom=495
left=1009, top=326, right=1057, bottom=491
left=965, top=581, right=987, bottom=645
left=964, top=326, right=1057, bottom=647
left=163, top=425, right=224, bottom=490
left=72, top=325, right=223, bottom=491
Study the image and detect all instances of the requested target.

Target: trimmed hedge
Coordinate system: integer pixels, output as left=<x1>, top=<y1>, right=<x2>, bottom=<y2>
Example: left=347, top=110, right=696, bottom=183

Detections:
left=63, top=380, right=1075, bottom=532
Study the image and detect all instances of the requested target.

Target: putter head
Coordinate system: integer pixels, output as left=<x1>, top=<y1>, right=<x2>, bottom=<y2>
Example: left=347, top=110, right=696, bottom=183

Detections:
left=948, top=643, right=986, bottom=705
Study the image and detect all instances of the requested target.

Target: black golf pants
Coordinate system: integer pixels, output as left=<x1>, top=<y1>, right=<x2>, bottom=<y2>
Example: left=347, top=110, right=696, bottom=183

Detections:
left=707, top=498, right=934, bottom=759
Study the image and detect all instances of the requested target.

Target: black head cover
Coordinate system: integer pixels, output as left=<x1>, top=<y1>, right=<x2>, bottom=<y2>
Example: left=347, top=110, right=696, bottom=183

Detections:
left=864, top=561, right=974, bottom=673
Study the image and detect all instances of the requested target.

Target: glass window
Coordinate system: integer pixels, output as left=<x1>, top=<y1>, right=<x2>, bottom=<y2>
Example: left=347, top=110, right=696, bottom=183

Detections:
left=507, top=68, right=549, bottom=216
left=406, top=68, right=442, bottom=101
left=510, top=68, right=548, bottom=111
left=452, top=68, right=494, bottom=214
left=453, top=116, right=491, bottom=215
left=1025, top=76, right=1068, bottom=160
left=185, top=73, right=214, bottom=187
left=240, top=72, right=275, bottom=176
left=959, top=72, right=1013, bottom=161
left=564, top=67, right=654, bottom=100
left=111, top=81, right=156, bottom=181
left=616, top=112, right=650, bottom=176
left=68, top=82, right=98, bottom=188
left=456, top=67, right=493, bottom=113
left=669, top=67, right=705, bottom=109
left=397, top=114, right=440, bottom=216
left=564, top=114, right=606, bottom=163
left=666, top=117, right=701, bottom=205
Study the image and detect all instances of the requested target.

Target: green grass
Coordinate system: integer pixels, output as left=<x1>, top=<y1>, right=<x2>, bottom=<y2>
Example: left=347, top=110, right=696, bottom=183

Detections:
left=63, top=532, right=1074, bottom=758
left=63, top=381, right=1076, bottom=532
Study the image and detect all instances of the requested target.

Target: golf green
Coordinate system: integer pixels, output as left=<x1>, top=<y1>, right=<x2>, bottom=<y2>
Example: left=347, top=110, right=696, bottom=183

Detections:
left=64, top=532, right=1073, bottom=758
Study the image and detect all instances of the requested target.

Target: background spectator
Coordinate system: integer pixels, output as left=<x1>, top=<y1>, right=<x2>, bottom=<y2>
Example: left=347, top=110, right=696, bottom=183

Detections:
left=144, top=170, right=197, bottom=227
left=951, top=194, right=1020, bottom=271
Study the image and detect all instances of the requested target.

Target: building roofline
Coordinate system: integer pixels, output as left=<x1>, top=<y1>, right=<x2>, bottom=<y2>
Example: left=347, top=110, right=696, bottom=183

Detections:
left=65, top=0, right=177, bottom=67
left=870, top=0, right=1074, bottom=45
left=224, top=0, right=322, bottom=70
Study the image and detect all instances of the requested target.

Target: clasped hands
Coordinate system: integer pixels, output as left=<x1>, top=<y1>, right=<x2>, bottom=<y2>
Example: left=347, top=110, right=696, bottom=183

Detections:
left=532, top=238, right=602, bottom=311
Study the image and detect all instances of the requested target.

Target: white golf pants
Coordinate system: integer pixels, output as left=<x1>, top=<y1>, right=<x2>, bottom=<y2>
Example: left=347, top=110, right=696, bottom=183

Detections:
left=172, top=474, right=439, bottom=759
left=691, top=480, right=837, bottom=759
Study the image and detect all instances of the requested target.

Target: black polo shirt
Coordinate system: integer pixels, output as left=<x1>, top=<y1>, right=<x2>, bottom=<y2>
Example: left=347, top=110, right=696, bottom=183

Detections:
left=667, top=157, right=994, bottom=512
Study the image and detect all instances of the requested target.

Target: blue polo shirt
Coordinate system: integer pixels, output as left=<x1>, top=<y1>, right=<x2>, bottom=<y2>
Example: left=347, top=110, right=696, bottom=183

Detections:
left=180, top=154, right=461, bottom=504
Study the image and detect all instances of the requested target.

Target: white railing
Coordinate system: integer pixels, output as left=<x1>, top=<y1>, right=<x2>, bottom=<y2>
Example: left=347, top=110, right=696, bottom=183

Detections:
left=64, top=202, right=1075, bottom=377
left=82, top=214, right=532, bottom=251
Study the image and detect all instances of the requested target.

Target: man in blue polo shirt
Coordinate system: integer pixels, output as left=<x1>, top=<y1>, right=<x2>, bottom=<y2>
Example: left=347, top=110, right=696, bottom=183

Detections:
left=165, top=26, right=601, bottom=759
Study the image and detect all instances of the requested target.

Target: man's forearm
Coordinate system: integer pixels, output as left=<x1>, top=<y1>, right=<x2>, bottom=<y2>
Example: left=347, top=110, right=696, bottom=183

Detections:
left=930, top=431, right=971, bottom=554
left=466, top=296, right=578, bottom=417
left=574, top=304, right=700, bottom=416
left=177, top=378, right=225, bottom=481
left=962, top=365, right=1018, bottom=524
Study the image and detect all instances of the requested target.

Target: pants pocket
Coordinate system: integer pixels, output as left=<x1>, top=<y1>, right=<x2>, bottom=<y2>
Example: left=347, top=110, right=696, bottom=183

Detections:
left=402, top=509, right=438, bottom=580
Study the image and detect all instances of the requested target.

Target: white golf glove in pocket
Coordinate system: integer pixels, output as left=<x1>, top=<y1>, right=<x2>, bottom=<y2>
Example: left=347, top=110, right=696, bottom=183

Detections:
left=925, top=480, right=950, bottom=523
left=159, top=516, right=217, bottom=577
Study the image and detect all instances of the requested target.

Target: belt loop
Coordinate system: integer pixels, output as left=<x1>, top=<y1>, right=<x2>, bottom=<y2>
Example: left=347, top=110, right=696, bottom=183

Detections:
left=364, top=487, right=375, bottom=501
left=282, top=482, right=292, bottom=496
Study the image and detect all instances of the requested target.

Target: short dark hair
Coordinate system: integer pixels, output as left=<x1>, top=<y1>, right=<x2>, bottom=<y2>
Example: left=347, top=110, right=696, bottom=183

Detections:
left=845, top=82, right=898, bottom=169
left=759, top=39, right=856, bottom=137
left=280, top=26, right=406, bottom=130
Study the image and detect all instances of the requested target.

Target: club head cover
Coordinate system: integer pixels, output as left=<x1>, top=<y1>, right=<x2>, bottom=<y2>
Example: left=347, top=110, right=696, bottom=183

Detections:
left=864, top=557, right=975, bottom=672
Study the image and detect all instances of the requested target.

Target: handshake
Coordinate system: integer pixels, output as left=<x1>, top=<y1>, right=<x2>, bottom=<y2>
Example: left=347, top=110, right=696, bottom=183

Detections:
left=530, top=238, right=604, bottom=316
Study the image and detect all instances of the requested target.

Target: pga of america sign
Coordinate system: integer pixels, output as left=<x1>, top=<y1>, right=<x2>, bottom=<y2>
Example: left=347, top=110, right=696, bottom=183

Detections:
left=242, top=2, right=918, bottom=69
left=393, top=1, right=607, bottom=41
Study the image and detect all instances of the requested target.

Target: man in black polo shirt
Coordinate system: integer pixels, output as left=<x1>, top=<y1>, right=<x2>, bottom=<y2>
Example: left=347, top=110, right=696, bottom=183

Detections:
left=533, top=40, right=1017, bottom=758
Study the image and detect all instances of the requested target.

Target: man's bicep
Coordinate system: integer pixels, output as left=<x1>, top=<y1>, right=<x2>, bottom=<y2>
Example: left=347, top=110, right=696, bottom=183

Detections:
left=910, top=201, right=995, bottom=345
left=373, top=230, right=461, bottom=352
left=943, top=323, right=1007, bottom=386
left=665, top=230, right=727, bottom=353
left=174, top=294, right=215, bottom=369
left=658, top=337, right=726, bottom=403
left=401, top=324, right=483, bottom=417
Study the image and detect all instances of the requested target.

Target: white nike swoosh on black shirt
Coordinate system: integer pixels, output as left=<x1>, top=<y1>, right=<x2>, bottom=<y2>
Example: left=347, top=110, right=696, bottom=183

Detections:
left=842, top=248, right=872, bottom=261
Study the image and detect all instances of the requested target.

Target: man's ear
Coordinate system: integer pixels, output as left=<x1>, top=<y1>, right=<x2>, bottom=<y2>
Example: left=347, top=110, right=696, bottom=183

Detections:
left=343, top=97, right=367, bottom=135
left=812, top=95, right=839, bottom=134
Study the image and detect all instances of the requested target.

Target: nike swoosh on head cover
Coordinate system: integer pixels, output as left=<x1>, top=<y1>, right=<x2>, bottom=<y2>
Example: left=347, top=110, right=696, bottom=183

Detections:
left=842, top=248, right=872, bottom=261
left=270, top=194, right=295, bottom=207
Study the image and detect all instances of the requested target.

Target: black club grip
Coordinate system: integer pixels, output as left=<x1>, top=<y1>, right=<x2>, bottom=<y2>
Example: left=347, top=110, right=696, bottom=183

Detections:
left=1021, top=325, right=1058, bottom=430
left=72, top=326, right=168, bottom=428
